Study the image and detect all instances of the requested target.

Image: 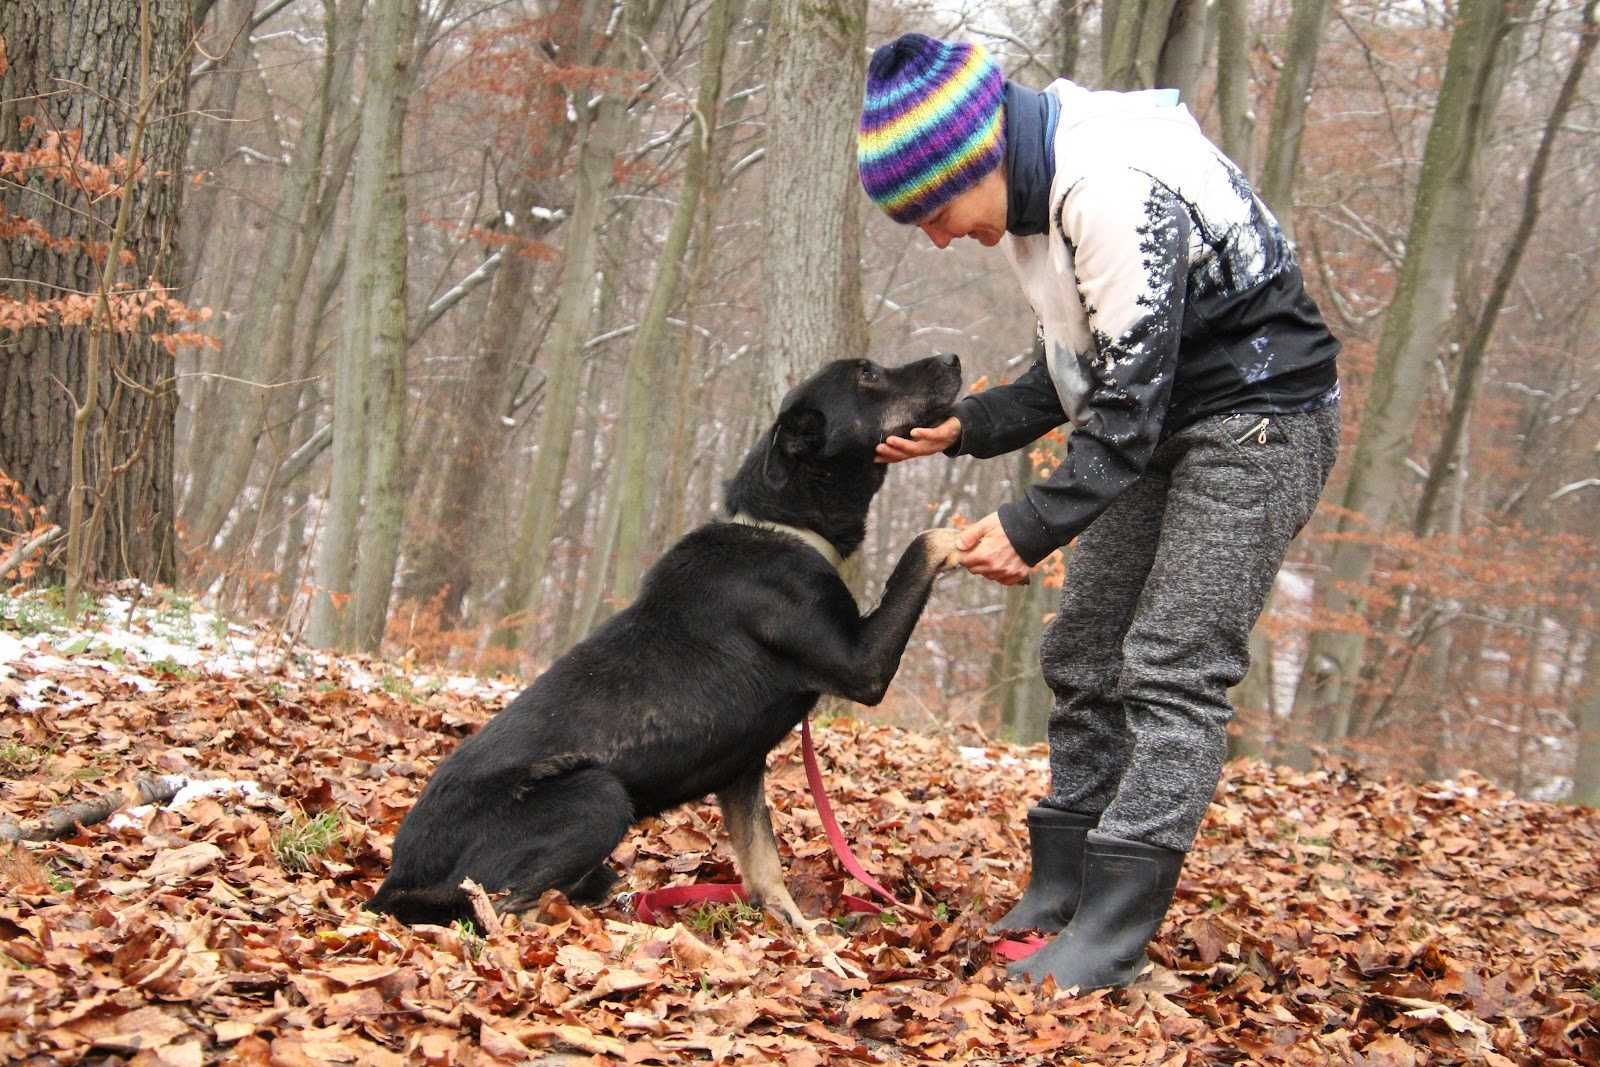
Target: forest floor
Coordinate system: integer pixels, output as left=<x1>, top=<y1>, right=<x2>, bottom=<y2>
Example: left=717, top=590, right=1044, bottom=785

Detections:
left=1, top=585, right=1597, bottom=1066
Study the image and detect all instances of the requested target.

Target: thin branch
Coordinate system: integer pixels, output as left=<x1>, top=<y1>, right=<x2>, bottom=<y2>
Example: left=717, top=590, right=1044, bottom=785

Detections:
left=0, top=526, right=62, bottom=579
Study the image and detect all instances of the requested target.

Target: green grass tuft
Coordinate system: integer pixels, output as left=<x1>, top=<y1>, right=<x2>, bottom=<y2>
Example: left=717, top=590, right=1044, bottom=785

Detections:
left=685, top=899, right=763, bottom=939
left=272, top=809, right=346, bottom=872
left=0, top=741, right=45, bottom=777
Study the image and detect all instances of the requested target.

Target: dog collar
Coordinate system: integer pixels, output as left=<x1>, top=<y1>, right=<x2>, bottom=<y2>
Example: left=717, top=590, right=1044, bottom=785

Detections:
left=728, top=513, right=844, bottom=570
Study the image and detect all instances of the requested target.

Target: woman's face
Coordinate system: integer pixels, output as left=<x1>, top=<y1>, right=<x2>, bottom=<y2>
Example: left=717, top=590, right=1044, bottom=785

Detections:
left=915, top=166, right=1007, bottom=249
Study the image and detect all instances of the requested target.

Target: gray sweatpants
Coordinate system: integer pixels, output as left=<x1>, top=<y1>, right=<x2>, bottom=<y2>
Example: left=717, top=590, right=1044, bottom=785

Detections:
left=1040, top=403, right=1341, bottom=852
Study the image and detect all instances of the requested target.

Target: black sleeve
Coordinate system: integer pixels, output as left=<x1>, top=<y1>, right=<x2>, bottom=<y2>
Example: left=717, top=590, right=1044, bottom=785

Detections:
left=996, top=175, right=1191, bottom=565
left=945, top=345, right=1067, bottom=459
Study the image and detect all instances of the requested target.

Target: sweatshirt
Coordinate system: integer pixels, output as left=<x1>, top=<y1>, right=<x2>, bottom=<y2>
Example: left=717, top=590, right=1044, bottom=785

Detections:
left=951, top=79, right=1340, bottom=565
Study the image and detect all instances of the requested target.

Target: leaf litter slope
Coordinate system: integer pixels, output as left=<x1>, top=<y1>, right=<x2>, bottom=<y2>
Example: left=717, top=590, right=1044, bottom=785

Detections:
left=0, top=594, right=1596, bottom=1065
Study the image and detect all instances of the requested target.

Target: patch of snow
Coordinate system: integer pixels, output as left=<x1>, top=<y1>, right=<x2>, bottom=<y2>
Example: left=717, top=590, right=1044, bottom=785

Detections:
left=0, top=631, right=26, bottom=674
left=3, top=587, right=517, bottom=728
left=1526, top=776, right=1571, bottom=803
left=108, top=775, right=264, bottom=830
left=21, top=675, right=96, bottom=713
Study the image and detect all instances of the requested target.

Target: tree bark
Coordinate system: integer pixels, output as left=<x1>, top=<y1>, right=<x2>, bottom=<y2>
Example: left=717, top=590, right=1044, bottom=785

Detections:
left=759, top=0, right=869, bottom=415
left=1214, top=0, right=1255, bottom=174
left=1229, top=589, right=1276, bottom=760
left=307, top=0, right=418, bottom=649
left=491, top=0, right=621, bottom=649
left=609, top=0, right=736, bottom=604
left=1257, top=0, right=1335, bottom=240
left=0, top=0, right=193, bottom=587
left=175, top=0, right=256, bottom=306
left=182, top=0, right=362, bottom=553
left=993, top=450, right=1055, bottom=743
left=344, top=0, right=420, bottom=651
left=1572, top=634, right=1600, bottom=807
left=1053, top=0, right=1083, bottom=79
left=1286, top=0, right=1524, bottom=760
left=1156, top=0, right=1210, bottom=102
left=399, top=186, right=568, bottom=624
left=1103, top=0, right=1173, bottom=90
left=1413, top=0, right=1598, bottom=535
left=398, top=16, right=589, bottom=621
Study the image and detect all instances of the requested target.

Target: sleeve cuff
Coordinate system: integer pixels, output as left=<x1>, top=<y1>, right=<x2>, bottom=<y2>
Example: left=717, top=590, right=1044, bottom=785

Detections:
left=944, top=396, right=988, bottom=457
left=998, top=499, right=1060, bottom=567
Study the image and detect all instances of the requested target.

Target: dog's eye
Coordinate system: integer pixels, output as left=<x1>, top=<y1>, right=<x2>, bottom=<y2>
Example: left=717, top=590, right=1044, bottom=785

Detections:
left=858, top=362, right=881, bottom=384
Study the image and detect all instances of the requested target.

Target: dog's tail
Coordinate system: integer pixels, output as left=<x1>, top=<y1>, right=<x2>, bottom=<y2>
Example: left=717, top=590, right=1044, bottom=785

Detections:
left=366, top=884, right=476, bottom=928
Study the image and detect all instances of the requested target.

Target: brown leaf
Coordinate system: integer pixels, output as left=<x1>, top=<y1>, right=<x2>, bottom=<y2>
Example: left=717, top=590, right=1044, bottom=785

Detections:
left=74, top=1006, right=190, bottom=1053
left=143, top=842, right=224, bottom=882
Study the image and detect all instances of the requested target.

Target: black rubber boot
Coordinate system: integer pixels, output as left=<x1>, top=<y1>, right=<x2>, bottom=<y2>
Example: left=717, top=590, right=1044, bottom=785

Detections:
left=989, top=806, right=1098, bottom=934
left=1007, top=831, right=1184, bottom=991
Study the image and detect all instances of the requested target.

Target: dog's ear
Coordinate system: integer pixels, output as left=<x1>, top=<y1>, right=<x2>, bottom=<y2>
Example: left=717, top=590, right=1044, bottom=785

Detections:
left=763, top=406, right=825, bottom=488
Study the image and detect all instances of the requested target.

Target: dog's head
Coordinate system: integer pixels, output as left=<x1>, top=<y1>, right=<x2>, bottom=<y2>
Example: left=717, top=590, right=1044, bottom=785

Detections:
left=764, top=353, right=963, bottom=486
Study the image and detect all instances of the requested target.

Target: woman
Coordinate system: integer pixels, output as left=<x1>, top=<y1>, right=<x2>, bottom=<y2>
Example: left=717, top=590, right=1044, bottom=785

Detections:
left=859, top=34, right=1342, bottom=991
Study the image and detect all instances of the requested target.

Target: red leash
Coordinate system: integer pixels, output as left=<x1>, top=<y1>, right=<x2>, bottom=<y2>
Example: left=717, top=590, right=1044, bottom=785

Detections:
left=628, top=720, right=923, bottom=923
left=629, top=719, right=1044, bottom=959
left=798, top=718, right=932, bottom=920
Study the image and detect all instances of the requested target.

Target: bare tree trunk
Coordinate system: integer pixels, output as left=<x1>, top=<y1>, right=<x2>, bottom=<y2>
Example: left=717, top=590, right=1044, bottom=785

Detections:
left=1214, top=0, right=1255, bottom=174
left=345, top=0, right=420, bottom=651
left=1156, top=0, right=1210, bottom=102
left=1286, top=0, right=1524, bottom=762
left=308, top=0, right=418, bottom=649
left=1054, top=0, right=1083, bottom=79
left=1572, top=634, right=1600, bottom=807
left=401, top=188, right=571, bottom=622
left=1257, top=0, right=1335, bottom=239
left=654, top=203, right=720, bottom=549
left=0, top=0, right=193, bottom=588
left=992, top=419, right=1053, bottom=742
left=491, top=0, right=621, bottom=649
left=610, top=0, right=736, bottom=604
left=1229, top=590, right=1276, bottom=760
left=183, top=0, right=361, bottom=552
left=1104, top=0, right=1177, bottom=90
left=175, top=0, right=255, bottom=311
left=759, top=0, right=868, bottom=415
left=1414, top=0, right=1598, bottom=534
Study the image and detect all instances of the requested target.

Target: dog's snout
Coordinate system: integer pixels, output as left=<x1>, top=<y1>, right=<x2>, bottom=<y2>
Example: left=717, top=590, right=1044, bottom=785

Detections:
left=937, top=352, right=960, bottom=370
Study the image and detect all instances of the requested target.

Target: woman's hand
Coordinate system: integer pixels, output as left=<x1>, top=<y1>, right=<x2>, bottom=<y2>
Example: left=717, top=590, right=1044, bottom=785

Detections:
left=875, top=416, right=961, bottom=463
left=958, top=512, right=1031, bottom=586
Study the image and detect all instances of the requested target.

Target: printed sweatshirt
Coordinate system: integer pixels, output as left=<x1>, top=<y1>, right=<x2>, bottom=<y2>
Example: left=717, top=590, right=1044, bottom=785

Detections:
left=951, top=80, right=1341, bottom=565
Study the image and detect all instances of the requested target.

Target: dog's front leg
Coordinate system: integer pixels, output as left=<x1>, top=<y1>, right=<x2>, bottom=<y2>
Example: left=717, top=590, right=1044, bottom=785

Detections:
left=816, top=527, right=964, bottom=706
left=716, top=762, right=814, bottom=934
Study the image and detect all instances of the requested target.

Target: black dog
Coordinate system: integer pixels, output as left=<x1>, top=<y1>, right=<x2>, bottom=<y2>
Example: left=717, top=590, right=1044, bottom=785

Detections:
left=368, top=354, right=964, bottom=929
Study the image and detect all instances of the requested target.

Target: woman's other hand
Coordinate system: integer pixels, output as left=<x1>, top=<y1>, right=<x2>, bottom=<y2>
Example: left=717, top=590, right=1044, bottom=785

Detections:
left=958, top=512, right=1031, bottom=586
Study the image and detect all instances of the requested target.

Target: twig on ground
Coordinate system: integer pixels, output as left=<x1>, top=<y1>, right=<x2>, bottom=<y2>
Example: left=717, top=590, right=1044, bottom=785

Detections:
left=0, top=775, right=180, bottom=843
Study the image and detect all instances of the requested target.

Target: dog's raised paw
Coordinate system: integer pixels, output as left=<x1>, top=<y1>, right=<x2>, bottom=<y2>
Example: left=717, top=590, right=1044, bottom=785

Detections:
left=919, top=528, right=965, bottom=571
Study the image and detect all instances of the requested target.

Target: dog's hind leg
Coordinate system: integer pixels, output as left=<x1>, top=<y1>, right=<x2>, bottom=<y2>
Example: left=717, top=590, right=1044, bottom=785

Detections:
left=717, top=761, right=813, bottom=933
left=496, top=767, right=632, bottom=916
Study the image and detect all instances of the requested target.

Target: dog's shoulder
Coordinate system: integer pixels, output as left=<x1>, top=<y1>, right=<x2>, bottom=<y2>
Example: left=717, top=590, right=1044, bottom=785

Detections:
left=658, top=520, right=840, bottom=576
left=632, top=521, right=852, bottom=627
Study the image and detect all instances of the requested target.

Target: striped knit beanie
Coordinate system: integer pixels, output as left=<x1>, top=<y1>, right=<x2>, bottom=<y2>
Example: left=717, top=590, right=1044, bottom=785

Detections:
left=858, top=34, right=1005, bottom=225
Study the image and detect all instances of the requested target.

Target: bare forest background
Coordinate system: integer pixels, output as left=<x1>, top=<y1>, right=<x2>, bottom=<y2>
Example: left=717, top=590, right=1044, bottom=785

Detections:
left=2, top=0, right=1597, bottom=806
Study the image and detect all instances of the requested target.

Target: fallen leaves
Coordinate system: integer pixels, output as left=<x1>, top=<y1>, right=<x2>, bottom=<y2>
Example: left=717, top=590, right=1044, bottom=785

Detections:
left=1, top=606, right=1598, bottom=1064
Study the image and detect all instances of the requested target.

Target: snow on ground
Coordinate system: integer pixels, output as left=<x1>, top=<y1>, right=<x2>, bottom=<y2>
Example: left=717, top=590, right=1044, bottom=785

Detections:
left=0, top=586, right=520, bottom=707
left=1, top=585, right=522, bottom=824
left=107, top=775, right=266, bottom=830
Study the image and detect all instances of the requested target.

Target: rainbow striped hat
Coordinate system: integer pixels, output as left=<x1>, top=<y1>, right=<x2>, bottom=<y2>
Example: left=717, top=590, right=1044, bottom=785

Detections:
left=858, top=35, right=1005, bottom=225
